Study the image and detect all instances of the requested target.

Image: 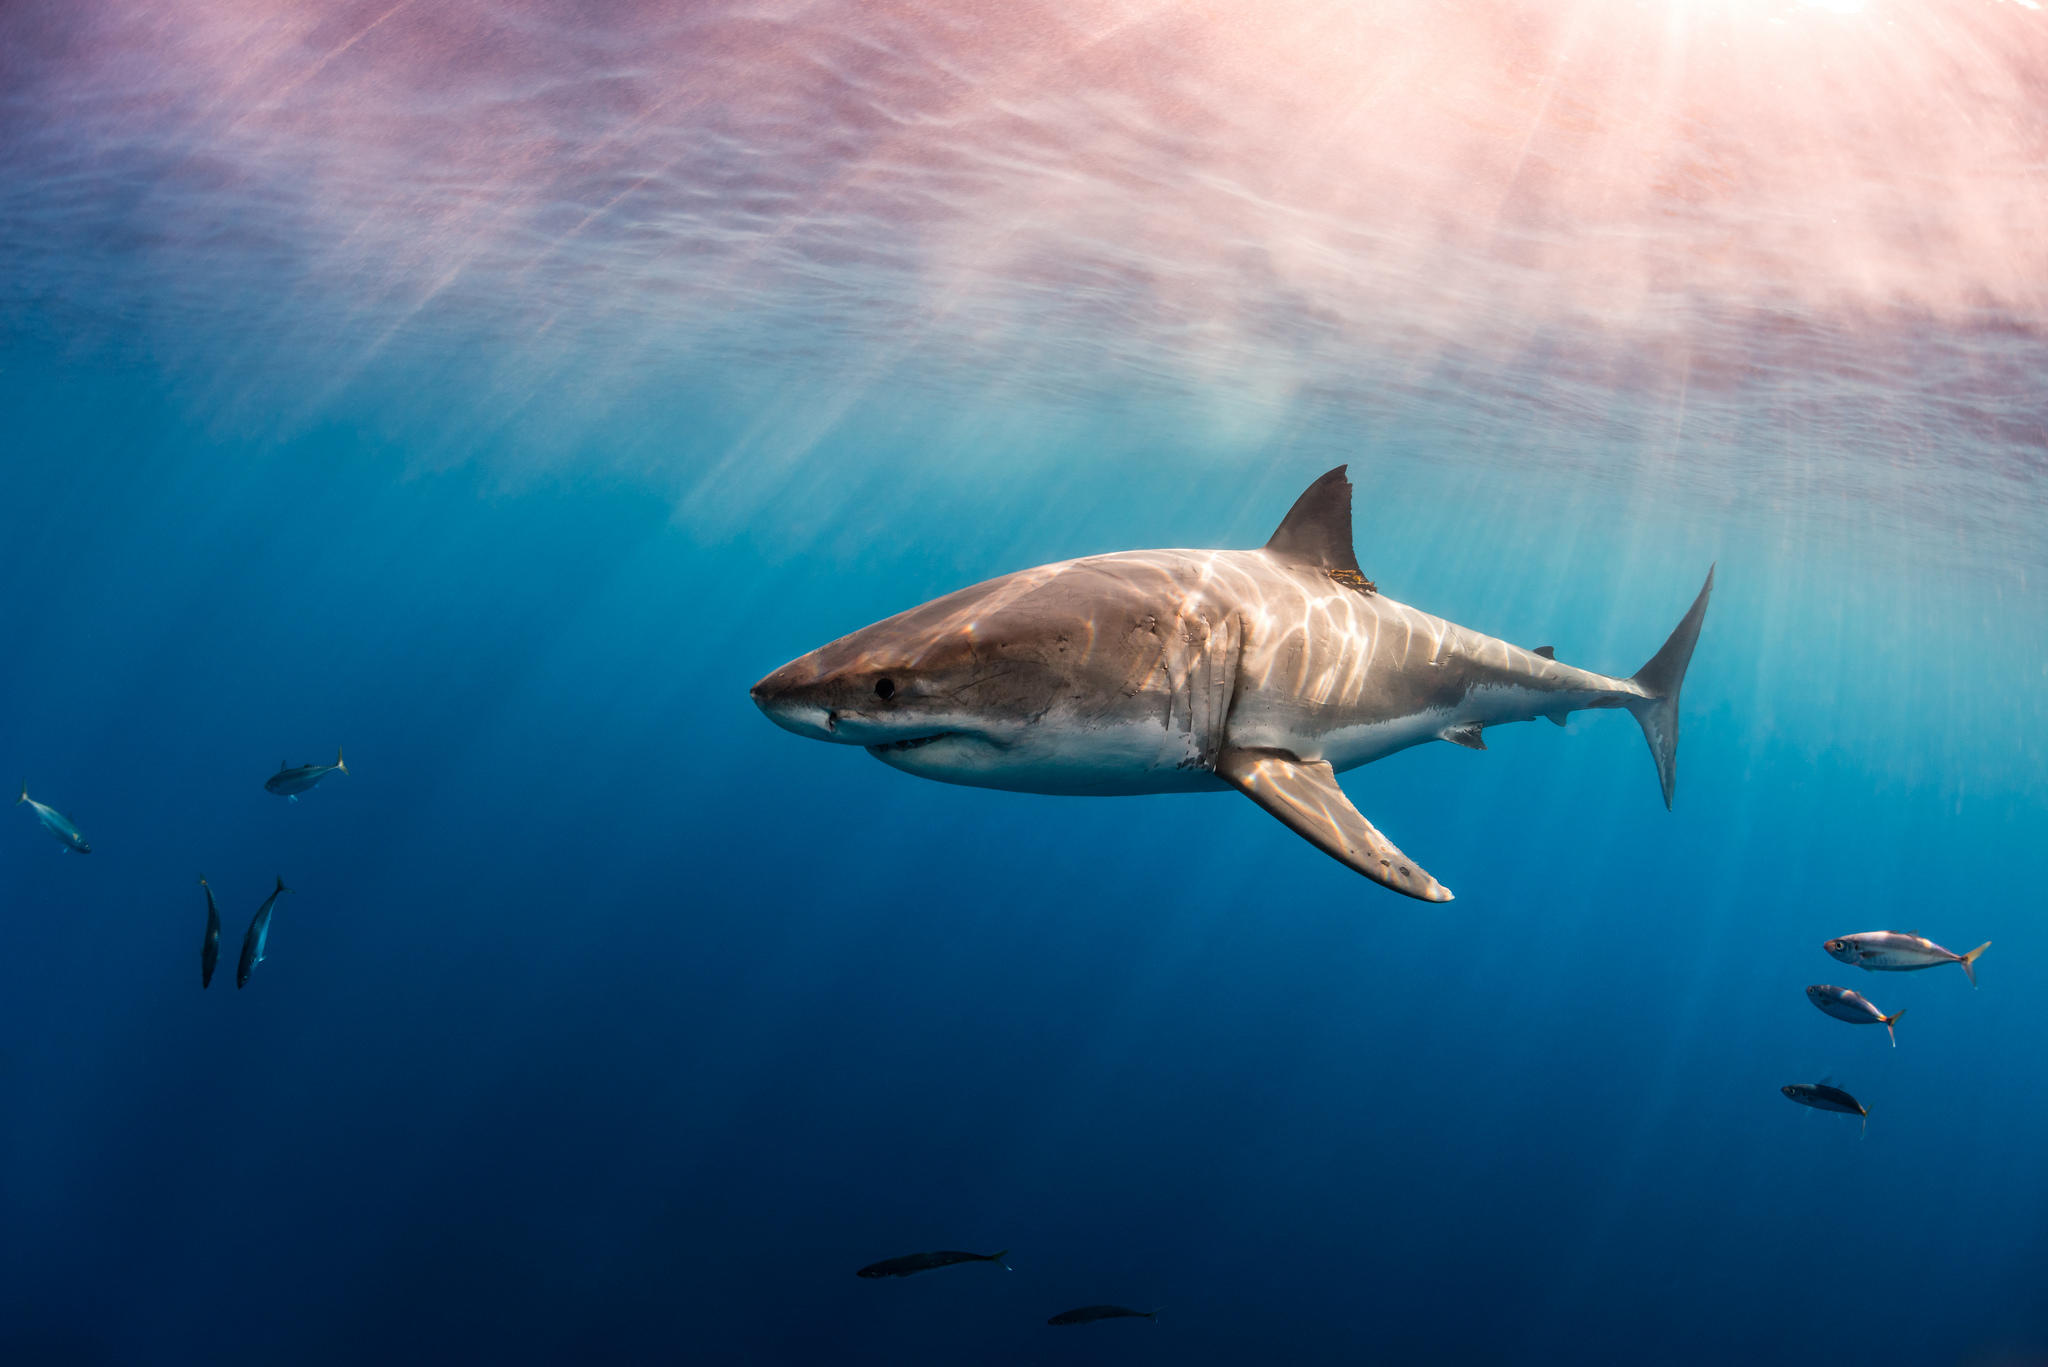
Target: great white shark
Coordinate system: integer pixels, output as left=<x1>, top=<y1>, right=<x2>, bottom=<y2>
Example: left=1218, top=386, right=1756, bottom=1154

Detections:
left=751, top=467, right=1712, bottom=902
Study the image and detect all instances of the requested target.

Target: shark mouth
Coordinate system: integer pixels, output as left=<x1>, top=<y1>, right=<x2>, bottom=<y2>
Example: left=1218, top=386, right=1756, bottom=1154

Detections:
left=867, top=733, right=950, bottom=754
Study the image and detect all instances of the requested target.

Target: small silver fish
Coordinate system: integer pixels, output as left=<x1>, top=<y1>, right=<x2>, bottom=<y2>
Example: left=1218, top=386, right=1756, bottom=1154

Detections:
left=1825, top=932, right=1991, bottom=987
left=17, top=782, right=90, bottom=853
left=236, top=876, right=293, bottom=990
left=1782, top=1082, right=1868, bottom=1135
left=265, top=748, right=348, bottom=802
left=1047, top=1305, right=1158, bottom=1327
left=1806, top=984, right=1906, bottom=1047
left=200, top=876, right=221, bottom=990
left=856, top=1249, right=1010, bottom=1279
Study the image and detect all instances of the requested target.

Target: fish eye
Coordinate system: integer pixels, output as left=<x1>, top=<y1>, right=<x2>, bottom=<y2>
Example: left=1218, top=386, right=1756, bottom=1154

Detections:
left=874, top=677, right=896, bottom=700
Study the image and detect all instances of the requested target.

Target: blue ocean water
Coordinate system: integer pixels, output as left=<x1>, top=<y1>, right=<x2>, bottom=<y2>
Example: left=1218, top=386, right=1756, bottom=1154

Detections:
left=4, top=2, right=2046, bottom=1363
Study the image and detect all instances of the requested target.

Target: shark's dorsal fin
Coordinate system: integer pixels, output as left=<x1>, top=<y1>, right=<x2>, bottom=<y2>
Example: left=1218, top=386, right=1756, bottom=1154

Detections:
left=1532, top=645, right=1555, bottom=659
left=1264, top=467, right=1362, bottom=575
left=1217, top=748, right=1452, bottom=902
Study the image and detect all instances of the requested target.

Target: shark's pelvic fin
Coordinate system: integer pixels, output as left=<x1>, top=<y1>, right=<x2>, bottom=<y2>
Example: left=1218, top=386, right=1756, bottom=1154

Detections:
left=1262, top=466, right=1363, bottom=576
left=1439, top=721, right=1486, bottom=750
left=1626, top=564, right=1715, bottom=809
left=1217, top=749, right=1453, bottom=902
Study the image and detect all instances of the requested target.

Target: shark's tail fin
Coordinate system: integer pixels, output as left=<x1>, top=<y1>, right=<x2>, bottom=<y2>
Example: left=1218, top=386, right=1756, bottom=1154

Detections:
left=1960, top=941, right=1991, bottom=987
left=1626, top=566, right=1715, bottom=809
left=335, top=746, right=348, bottom=776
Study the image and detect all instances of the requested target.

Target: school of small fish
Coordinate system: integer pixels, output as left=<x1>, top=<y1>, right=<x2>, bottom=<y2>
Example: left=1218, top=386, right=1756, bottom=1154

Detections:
left=1785, top=928, right=1990, bottom=1133
left=17, top=750, right=347, bottom=991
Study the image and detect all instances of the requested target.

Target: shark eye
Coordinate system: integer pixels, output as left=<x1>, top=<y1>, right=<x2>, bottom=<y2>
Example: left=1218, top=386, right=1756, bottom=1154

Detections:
left=874, top=677, right=896, bottom=700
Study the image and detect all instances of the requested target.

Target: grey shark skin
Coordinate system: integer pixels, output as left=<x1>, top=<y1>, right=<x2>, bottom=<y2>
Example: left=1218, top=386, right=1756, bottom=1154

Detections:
left=750, top=467, right=1713, bottom=901
left=236, top=876, right=292, bottom=990
left=266, top=748, right=348, bottom=800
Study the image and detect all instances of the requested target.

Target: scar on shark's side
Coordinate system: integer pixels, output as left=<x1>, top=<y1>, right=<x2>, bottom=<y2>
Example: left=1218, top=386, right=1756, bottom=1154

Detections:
left=752, top=467, right=1712, bottom=901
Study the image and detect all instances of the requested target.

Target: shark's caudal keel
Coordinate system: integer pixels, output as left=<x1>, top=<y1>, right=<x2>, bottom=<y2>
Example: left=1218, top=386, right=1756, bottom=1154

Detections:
left=750, top=467, right=1712, bottom=902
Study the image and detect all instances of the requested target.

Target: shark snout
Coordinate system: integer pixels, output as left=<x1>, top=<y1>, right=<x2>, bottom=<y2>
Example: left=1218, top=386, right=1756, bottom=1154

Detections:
left=750, top=659, right=845, bottom=741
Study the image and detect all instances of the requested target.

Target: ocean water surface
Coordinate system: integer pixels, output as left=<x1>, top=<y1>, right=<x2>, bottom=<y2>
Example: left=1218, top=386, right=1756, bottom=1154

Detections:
left=3, top=2, right=2046, bottom=1363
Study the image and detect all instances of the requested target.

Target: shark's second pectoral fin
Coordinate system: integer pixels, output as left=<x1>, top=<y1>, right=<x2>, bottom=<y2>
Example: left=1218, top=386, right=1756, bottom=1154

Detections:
left=1216, top=749, right=1453, bottom=903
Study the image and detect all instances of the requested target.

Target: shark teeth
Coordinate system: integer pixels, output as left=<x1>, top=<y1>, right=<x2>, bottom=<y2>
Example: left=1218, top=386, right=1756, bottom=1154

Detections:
left=868, top=734, right=947, bottom=753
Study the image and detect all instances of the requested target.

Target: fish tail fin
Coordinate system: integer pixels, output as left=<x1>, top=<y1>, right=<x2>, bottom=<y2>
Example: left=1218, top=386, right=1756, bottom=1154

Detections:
left=336, top=746, right=348, bottom=775
left=16, top=780, right=25, bottom=805
left=1861, top=1105, right=1869, bottom=1139
left=989, top=1250, right=1011, bottom=1271
left=1883, top=1006, right=1906, bottom=1047
left=276, top=875, right=292, bottom=895
left=1624, top=565, right=1714, bottom=810
left=1960, top=941, right=1991, bottom=987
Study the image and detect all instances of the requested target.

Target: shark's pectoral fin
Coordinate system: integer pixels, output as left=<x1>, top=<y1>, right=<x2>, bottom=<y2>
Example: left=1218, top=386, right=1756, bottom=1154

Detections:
left=1439, top=721, right=1485, bottom=750
left=1216, top=749, right=1453, bottom=903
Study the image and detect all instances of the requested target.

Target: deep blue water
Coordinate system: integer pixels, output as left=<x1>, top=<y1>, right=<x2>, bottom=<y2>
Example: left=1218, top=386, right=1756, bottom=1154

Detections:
left=4, top=3, right=2047, bottom=1364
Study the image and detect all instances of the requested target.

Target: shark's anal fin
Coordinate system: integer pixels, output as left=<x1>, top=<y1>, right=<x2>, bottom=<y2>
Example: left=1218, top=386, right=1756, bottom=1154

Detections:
left=1216, top=749, right=1453, bottom=903
left=1439, top=721, right=1486, bottom=750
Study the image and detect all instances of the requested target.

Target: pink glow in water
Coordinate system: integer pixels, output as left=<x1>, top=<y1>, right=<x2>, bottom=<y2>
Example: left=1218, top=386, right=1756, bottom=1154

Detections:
left=2, top=0, right=2042, bottom=516
left=11, top=2, right=2044, bottom=339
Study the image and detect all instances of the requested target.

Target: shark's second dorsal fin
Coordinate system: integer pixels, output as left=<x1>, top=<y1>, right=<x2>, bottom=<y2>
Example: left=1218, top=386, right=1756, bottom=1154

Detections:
left=1264, top=467, right=1362, bottom=575
left=1532, top=645, right=1555, bottom=659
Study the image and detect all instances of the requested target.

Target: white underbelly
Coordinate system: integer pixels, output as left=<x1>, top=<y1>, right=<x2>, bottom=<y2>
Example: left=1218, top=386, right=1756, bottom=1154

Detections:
left=879, top=713, right=1229, bottom=795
